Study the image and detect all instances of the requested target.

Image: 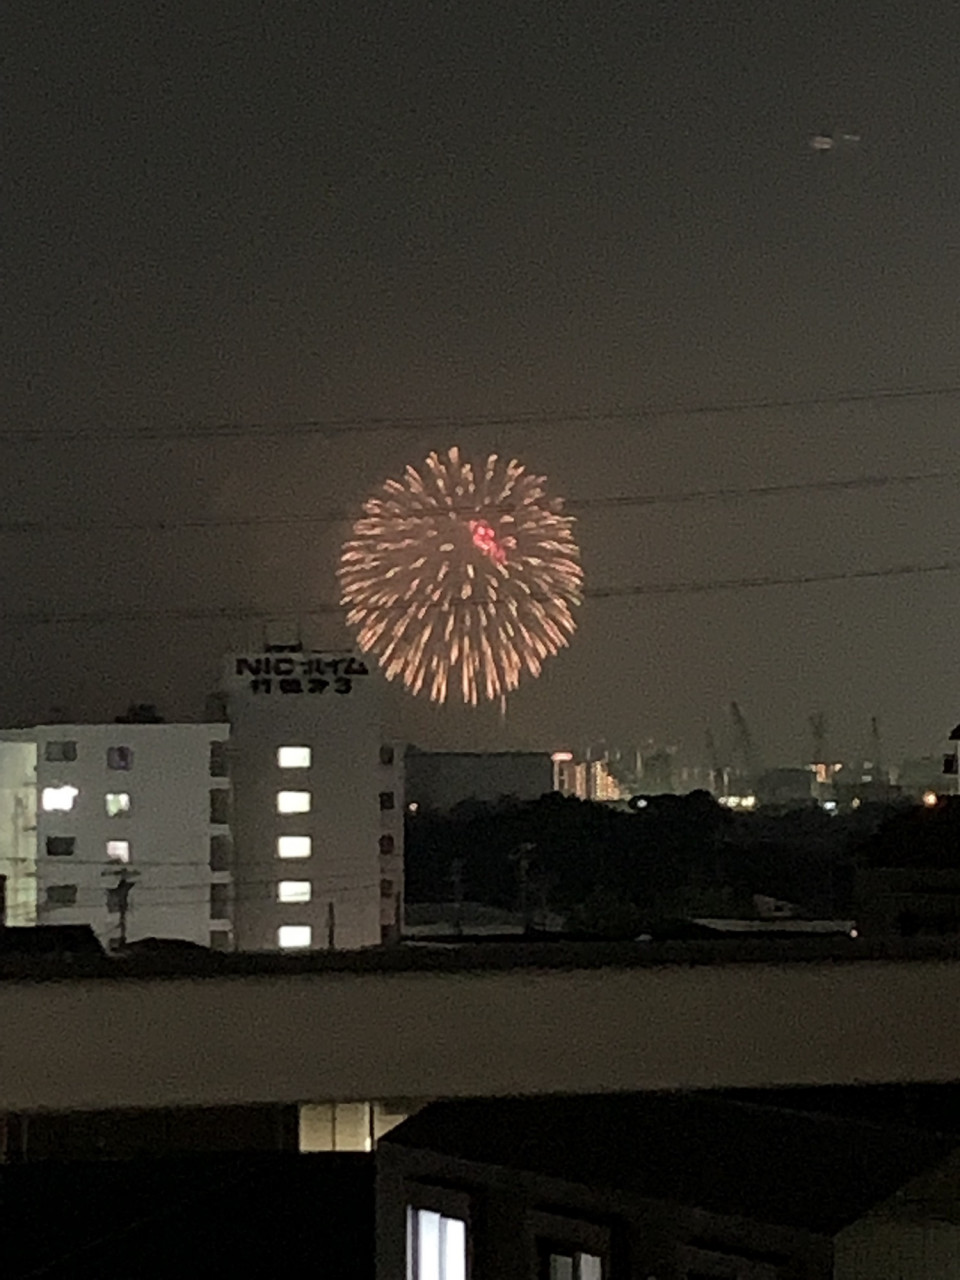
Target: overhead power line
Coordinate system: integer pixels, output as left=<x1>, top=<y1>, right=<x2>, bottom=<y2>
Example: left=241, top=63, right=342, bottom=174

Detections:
left=4, top=381, right=960, bottom=444
left=2, top=559, right=957, bottom=628
left=0, top=467, right=955, bottom=536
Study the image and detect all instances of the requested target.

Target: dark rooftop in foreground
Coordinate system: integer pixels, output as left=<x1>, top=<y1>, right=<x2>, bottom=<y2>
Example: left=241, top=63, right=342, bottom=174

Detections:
left=0, top=1153, right=374, bottom=1280
left=384, top=1093, right=958, bottom=1235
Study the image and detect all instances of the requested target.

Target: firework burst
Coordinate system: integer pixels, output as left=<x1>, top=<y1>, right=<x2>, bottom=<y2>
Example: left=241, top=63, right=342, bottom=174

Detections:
left=338, top=447, right=583, bottom=705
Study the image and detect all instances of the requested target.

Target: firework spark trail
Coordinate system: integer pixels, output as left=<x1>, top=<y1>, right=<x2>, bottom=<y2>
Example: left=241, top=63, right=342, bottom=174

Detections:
left=338, top=447, right=583, bottom=705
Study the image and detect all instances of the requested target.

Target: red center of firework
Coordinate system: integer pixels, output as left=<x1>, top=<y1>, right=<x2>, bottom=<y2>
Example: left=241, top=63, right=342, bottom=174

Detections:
left=468, top=518, right=507, bottom=565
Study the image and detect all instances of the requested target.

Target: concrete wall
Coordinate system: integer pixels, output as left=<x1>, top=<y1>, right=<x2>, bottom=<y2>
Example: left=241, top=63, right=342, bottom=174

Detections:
left=6, top=953, right=960, bottom=1112
left=836, top=1219, right=960, bottom=1279
left=0, top=739, right=37, bottom=925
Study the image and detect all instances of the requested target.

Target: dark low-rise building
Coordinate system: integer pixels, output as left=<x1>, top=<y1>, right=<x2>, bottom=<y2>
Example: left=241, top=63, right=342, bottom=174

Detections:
left=378, top=1092, right=959, bottom=1279
left=405, top=748, right=554, bottom=811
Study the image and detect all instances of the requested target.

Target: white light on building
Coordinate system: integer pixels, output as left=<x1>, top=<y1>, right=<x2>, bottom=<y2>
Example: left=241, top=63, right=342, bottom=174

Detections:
left=106, top=840, right=130, bottom=863
left=277, top=790, right=311, bottom=814
left=105, top=792, right=131, bottom=817
left=277, top=746, right=312, bottom=769
left=277, top=835, right=312, bottom=859
left=278, top=880, right=312, bottom=903
left=278, top=924, right=312, bottom=949
left=41, top=785, right=78, bottom=813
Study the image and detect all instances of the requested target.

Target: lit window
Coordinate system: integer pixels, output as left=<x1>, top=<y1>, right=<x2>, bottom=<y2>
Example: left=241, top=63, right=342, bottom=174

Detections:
left=45, top=836, right=75, bottom=857
left=106, top=746, right=133, bottom=771
left=408, top=1208, right=466, bottom=1280
left=278, top=746, right=311, bottom=769
left=548, top=1253, right=603, bottom=1280
left=42, top=785, right=78, bottom=813
left=277, top=790, right=311, bottom=814
left=106, top=840, right=130, bottom=863
left=278, top=924, right=312, bottom=949
left=278, top=880, right=312, bottom=903
left=45, top=884, right=77, bottom=907
left=278, top=835, right=312, bottom=859
left=105, top=792, right=130, bottom=817
left=45, top=740, right=77, bottom=763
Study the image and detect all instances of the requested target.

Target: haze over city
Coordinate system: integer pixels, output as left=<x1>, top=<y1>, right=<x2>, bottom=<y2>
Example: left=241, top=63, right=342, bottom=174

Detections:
left=5, top=0, right=960, bottom=761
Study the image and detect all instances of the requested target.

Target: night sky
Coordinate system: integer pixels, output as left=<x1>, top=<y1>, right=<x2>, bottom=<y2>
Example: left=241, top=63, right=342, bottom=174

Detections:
left=4, top=0, right=960, bottom=766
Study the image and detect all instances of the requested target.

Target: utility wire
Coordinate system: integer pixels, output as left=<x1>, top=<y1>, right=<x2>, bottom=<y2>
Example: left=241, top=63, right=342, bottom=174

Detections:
left=2, top=558, right=957, bottom=629
left=0, top=466, right=954, bottom=536
left=4, top=381, right=960, bottom=443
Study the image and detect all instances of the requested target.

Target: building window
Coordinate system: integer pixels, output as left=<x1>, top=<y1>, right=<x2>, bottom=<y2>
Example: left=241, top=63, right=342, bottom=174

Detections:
left=546, top=1253, right=603, bottom=1280
left=210, top=883, right=230, bottom=919
left=278, top=924, right=312, bottom=950
left=209, top=788, right=231, bottom=825
left=379, top=790, right=395, bottom=811
left=105, top=792, right=131, bottom=818
left=277, top=790, right=311, bottom=815
left=408, top=1208, right=467, bottom=1280
left=46, top=836, right=75, bottom=857
left=379, top=833, right=395, bottom=856
left=380, top=878, right=394, bottom=898
left=106, top=746, right=133, bottom=771
left=278, top=746, right=311, bottom=769
left=278, top=880, right=312, bottom=904
left=209, top=740, right=229, bottom=777
left=106, top=840, right=130, bottom=863
left=45, top=740, right=77, bottom=763
left=277, top=835, right=311, bottom=859
left=41, top=785, right=78, bottom=813
left=379, top=744, right=395, bottom=766
left=210, top=930, right=231, bottom=951
left=45, top=885, right=77, bottom=907
left=210, top=834, right=233, bottom=871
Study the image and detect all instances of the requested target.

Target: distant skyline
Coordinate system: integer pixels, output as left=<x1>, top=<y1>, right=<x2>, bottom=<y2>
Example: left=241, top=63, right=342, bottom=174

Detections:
left=4, top=0, right=960, bottom=760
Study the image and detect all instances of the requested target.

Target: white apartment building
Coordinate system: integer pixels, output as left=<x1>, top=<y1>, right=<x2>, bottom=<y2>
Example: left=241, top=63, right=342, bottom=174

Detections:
left=224, top=647, right=403, bottom=953
left=0, top=722, right=231, bottom=950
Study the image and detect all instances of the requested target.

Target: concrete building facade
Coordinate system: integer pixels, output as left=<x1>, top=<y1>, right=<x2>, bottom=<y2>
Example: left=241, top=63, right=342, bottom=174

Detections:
left=0, top=722, right=230, bottom=950
left=224, top=647, right=402, bottom=952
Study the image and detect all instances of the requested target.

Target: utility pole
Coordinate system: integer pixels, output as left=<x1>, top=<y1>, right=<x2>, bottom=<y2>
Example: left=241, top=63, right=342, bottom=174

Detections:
left=450, top=858, right=464, bottom=936
left=102, top=865, right=138, bottom=950
left=513, top=842, right=536, bottom=934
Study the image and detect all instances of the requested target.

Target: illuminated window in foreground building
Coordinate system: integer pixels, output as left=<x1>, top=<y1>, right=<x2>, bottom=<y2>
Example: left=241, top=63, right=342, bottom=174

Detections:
left=105, top=792, right=131, bottom=817
left=106, top=840, right=130, bottom=863
left=408, top=1208, right=466, bottom=1280
left=277, top=790, right=311, bottom=814
left=278, top=880, right=312, bottom=903
left=546, top=1252, right=603, bottom=1280
left=278, top=924, right=312, bottom=949
left=278, top=746, right=311, bottom=769
left=277, top=835, right=312, bottom=859
left=42, top=785, right=78, bottom=813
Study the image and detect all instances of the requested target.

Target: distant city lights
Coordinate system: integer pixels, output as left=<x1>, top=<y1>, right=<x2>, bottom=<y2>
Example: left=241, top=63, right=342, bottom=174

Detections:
left=551, top=751, right=574, bottom=763
left=718, top=794, right=756, bottom=810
